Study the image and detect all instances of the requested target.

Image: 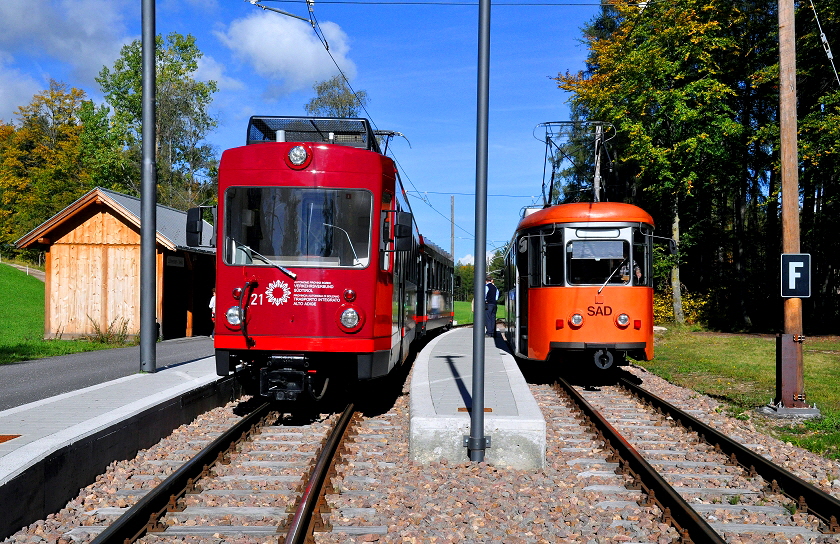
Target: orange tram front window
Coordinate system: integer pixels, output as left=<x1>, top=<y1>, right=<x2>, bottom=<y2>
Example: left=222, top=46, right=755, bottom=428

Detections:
left=533, top=225, right=652, bottom=288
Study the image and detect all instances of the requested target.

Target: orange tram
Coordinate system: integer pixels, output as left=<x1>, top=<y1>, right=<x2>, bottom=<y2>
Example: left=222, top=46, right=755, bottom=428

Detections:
left=503, top=202, right=655, bottom=371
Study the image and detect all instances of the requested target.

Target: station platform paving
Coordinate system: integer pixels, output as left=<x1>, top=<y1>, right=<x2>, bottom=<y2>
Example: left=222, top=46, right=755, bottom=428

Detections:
left=0, top=353, right=237, bottom=540
left=410, top=327, right=546, bottom=469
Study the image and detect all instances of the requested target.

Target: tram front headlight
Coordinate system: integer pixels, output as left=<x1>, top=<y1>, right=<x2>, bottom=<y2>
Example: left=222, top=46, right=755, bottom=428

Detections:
left=288, top=145, right=308, bottom=165
left=570, top=313, right=584, bottom=327
left=285, top=144, right=313, bottom=169
left=340, top=308, right=360, bottom=329
left=616, top=313, right=630, bottom=328
left=226, top=306, right=243, bottom=326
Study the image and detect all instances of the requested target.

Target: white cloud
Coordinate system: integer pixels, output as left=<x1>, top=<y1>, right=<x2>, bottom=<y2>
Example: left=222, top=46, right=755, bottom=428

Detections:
left=0, top=0, right=130, bottom=85
left=196, top=55, right=244, bottom=92
left=0, top=54, right=42, bottom=123
left=458, top=254, right=474, bottom=266
left=215, top=11, right=356, bottom=98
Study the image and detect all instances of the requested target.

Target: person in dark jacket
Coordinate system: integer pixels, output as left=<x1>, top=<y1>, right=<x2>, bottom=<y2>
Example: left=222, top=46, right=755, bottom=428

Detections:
left=485, top=276, right=498, bottom=337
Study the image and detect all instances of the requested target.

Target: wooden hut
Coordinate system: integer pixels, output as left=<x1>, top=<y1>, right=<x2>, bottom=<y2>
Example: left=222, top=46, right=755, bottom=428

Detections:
left=16, top=188, right=215, bottom=340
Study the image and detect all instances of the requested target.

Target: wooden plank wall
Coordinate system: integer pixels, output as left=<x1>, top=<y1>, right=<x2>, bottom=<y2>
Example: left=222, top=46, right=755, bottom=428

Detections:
left=45, top=206, right=160, bottom=338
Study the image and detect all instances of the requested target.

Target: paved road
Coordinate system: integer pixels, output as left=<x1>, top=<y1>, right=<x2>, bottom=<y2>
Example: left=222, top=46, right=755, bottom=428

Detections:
left=0, top=337, right=214, bottom=411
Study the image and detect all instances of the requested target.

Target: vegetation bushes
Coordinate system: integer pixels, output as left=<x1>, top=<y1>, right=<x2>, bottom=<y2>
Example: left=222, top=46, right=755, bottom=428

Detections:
left=654, top=288, right=710, bottom=326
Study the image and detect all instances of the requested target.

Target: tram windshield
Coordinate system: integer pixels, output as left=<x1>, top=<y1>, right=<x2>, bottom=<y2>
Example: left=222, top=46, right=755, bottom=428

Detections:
left=224, top=187, right=373, bottom=268
left=566, top=240, right=629, bottom=285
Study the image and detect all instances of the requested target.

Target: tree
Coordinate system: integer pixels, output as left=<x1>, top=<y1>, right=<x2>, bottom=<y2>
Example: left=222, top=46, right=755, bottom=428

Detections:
left=96, top=32, right=218, bottom=209
left=556, top=0, right=751, bottom=327
left=0, top=81, right=91, bottom=248
left=305, top=75, right=368, bottom=118
left=455, top=262, right=474, bottom=301
left=487, top=244, right=508, bottom=295
left=77, top=101, right=133, bottom=193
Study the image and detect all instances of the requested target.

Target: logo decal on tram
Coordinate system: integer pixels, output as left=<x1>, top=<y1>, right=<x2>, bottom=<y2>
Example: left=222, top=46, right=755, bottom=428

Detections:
left=266, top=280, right=291, bottom=306
left=587, top=305, right=613, bottom=316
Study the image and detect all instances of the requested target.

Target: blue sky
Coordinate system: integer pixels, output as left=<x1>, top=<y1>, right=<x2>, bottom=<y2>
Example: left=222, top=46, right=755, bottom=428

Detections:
left=0, top=0, right=598, bottom=265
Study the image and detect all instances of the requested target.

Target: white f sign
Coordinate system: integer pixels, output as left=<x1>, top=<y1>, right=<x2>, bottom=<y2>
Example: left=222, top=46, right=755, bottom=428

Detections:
left=781, top=254, right=811, bottom=298
left=788, top=261, right=803, bottom=290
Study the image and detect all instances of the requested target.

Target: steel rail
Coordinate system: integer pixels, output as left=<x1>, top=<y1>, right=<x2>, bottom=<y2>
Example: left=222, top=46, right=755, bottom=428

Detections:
left=555, top=377, right=725, bottom=543
left=91, top=402, right=273, bottom=544
left=283, top=403, right=357, bottom=544
left=620, top=376, right=840, bottom=533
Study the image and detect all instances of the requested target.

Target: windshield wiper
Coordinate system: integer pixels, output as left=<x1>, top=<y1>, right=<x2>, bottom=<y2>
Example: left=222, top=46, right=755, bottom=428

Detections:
left=236, top=243, right=297, bottom=279
left=323, top=223, right=362, bottom=266
left=598, top=259, right=626, bottom=294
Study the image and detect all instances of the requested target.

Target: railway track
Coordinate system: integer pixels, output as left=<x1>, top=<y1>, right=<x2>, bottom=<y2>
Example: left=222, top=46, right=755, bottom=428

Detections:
left=553, top=372, right=840, bottom=543
left=88, top=402, right=362, bottom=544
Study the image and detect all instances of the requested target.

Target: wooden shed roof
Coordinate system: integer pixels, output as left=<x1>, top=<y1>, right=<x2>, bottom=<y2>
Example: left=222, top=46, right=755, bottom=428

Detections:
left=15, top=187, right=214, bottom=252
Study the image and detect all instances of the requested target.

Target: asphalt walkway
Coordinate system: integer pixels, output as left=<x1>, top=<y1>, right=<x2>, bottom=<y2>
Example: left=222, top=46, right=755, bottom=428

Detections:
left=0, top=337, right=214, bottom=410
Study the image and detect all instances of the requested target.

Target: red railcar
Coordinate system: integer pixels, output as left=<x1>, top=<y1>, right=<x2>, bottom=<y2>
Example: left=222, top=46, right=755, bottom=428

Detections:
left=188, top=116, right=452, bottom=401
left=503, top=202, right=655, bottom=370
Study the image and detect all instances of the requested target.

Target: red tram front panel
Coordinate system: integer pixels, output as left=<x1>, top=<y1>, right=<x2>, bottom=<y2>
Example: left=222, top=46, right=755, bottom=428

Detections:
left=210, top=122, right=419, bottom=399
left=214, top=142, right=395, bottom=350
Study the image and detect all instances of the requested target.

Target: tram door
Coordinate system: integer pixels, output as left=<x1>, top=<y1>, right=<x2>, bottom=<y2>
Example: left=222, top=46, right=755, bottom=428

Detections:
left=513, top=232, right=540, bottom=357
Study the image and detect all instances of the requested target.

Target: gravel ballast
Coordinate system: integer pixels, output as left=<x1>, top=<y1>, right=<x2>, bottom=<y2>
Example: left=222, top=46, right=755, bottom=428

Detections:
left=3, top=359, right=840, bottom=543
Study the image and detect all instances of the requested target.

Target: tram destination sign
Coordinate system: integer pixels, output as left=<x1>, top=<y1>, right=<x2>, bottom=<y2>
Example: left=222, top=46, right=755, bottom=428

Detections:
left=781, top=253, right=811, bottom=298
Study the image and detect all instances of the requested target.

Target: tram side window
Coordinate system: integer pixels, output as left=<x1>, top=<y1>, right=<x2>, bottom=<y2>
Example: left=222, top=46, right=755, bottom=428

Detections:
left=632, top=229, right=652, bottom=287
left=566, top=240, right=629, bottom=285
left=543, top=231, right=563, bottom=286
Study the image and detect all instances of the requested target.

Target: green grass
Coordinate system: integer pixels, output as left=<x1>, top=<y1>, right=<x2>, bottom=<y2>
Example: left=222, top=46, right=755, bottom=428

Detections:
left=645, top=325, right=840, bottom=459
left=0, top=264, right=117, bottom=364
left=453, top=300, right=508, bottom=325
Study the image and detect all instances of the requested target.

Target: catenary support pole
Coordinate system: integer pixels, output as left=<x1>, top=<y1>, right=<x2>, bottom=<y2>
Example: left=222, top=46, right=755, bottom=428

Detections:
left=140, top=0, right=157, bottom=373
left=468, top=0, right=491, bottom=463
left=776, top=0, right=805, bottom=408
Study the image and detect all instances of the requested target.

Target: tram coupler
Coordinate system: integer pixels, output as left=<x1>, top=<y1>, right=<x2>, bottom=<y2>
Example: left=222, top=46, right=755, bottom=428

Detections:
left=260, top=367, right=305, bottom=400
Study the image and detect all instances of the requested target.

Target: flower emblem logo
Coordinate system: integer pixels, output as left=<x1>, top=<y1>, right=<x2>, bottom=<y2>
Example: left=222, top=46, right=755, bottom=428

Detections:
left=266, top=280, right=291, bottom=306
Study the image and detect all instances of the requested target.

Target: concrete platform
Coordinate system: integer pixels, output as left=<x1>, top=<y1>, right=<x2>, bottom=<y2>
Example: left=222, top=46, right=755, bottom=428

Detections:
left=0, top=355, right=239, bottom=540
left=410, top=327, right=546, bottom=469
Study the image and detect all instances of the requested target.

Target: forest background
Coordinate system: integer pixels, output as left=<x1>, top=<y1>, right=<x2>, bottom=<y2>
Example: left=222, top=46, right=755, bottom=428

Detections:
left=2, top=0, right=840, bottom=334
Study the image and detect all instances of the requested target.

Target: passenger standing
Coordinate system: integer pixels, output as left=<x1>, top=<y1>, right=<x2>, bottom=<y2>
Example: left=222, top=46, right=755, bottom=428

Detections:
left=485, top=276, right=498, bottom=337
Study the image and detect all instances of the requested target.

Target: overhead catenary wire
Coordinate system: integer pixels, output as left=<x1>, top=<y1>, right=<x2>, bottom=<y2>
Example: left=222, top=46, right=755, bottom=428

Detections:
left=809, top=0, right=840, bottom=88
left=248, top=0, right=507, bottom=252
left=406, top=190, right=539, bottom=198
left=262, top=0, right=633, bottom=5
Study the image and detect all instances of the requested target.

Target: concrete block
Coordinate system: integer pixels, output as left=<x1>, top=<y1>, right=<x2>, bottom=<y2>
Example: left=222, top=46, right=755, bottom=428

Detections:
left=410, top=329, right=546, bottom=470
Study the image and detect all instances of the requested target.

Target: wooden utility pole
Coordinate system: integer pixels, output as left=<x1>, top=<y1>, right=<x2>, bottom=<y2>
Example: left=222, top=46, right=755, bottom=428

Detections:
left=451, top=195, right=455, bottom=261
left=774, top=0, right=815, bottom=414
